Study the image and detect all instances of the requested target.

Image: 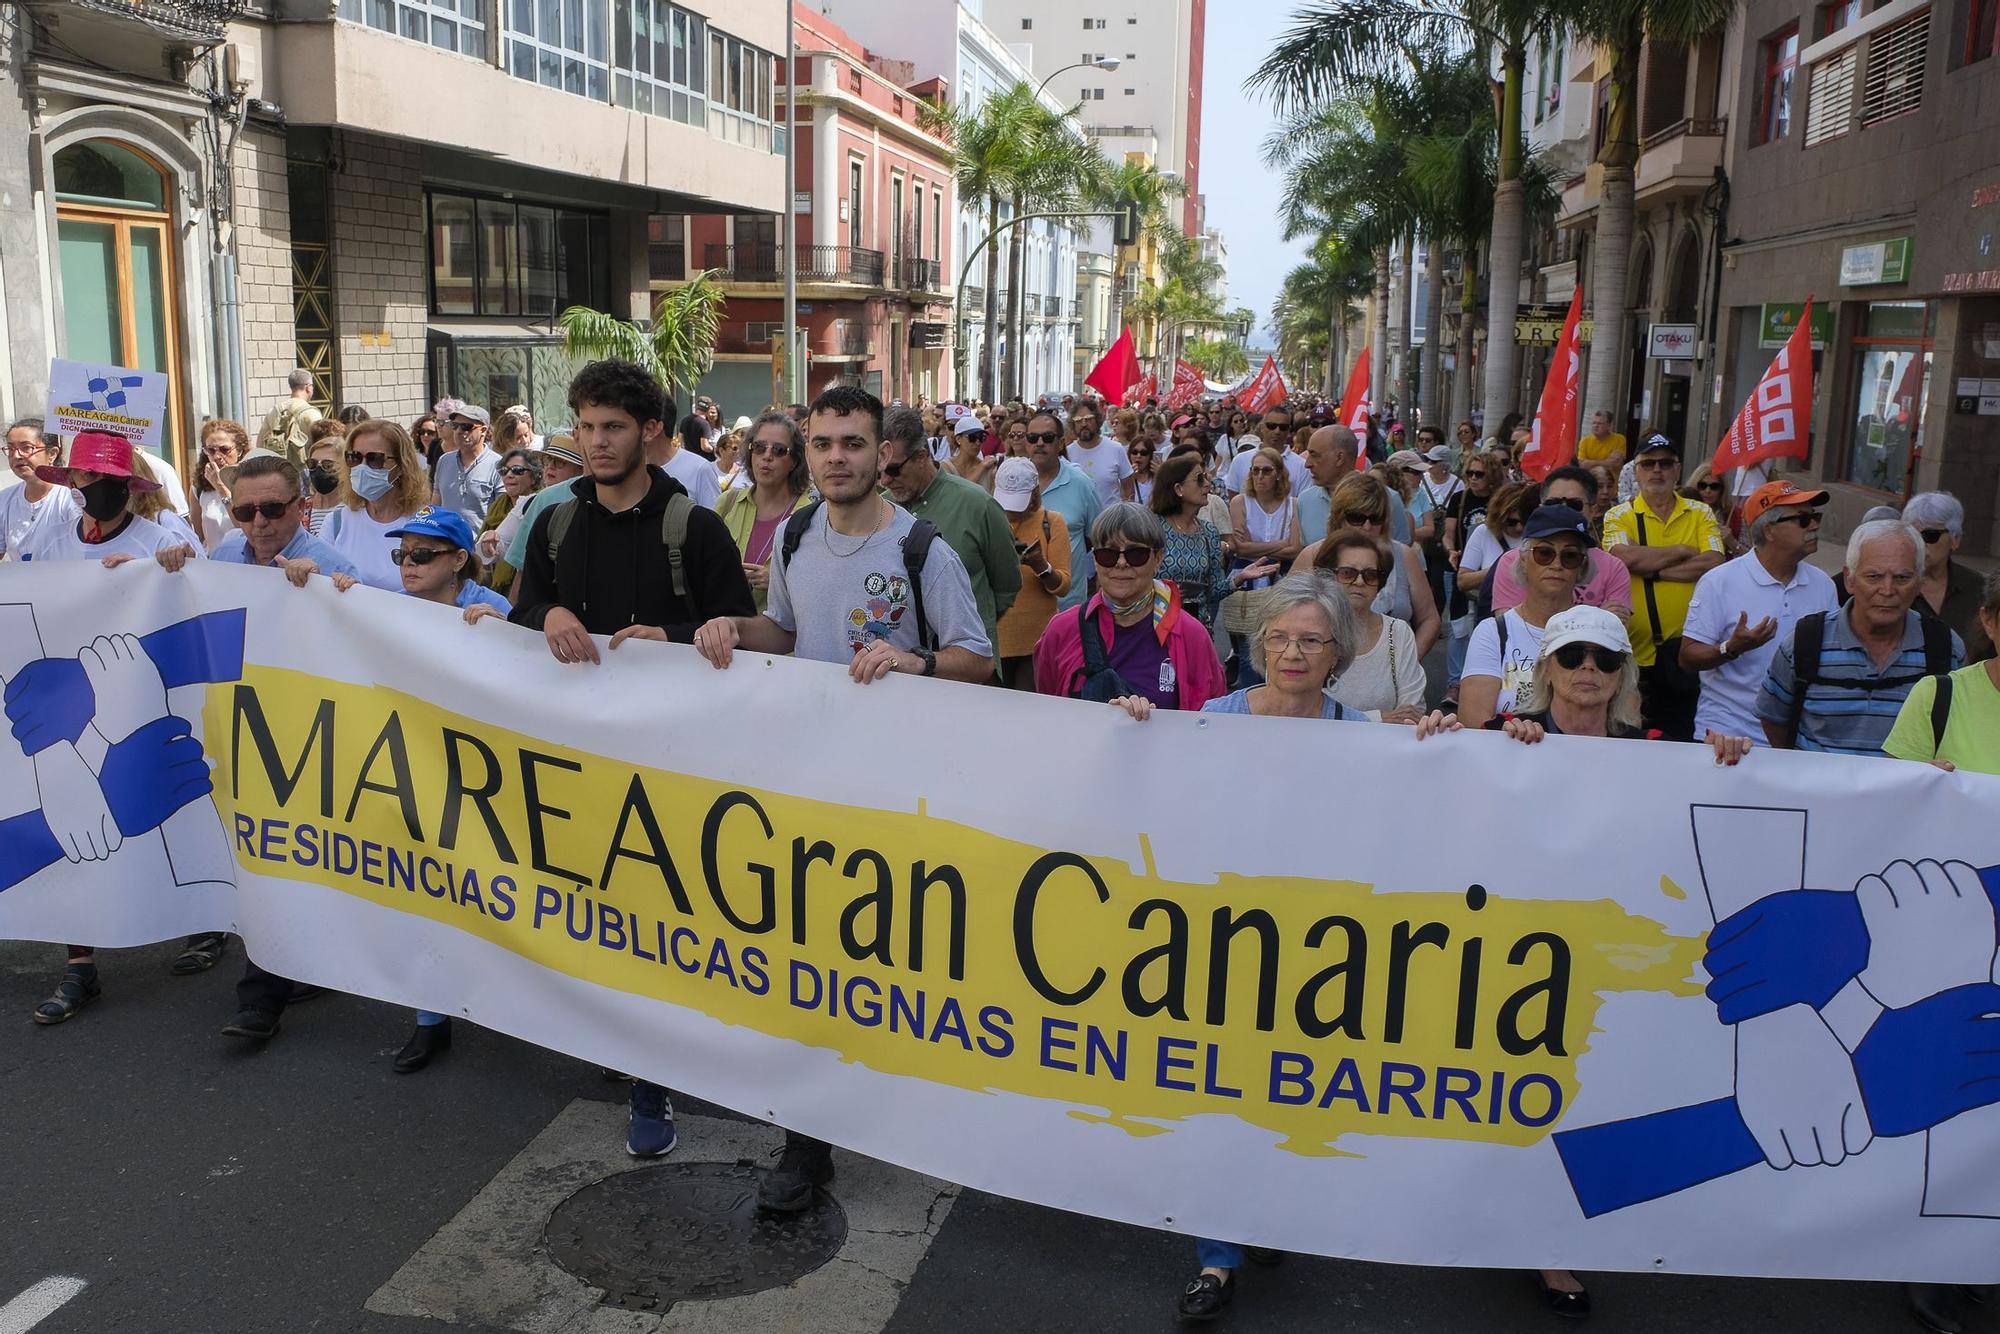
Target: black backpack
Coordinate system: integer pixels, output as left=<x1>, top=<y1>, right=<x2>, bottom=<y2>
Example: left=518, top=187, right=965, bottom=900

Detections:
left=1074, top=606, right=1148, bottom=702
left=1783, top=611, right=1954, bottom=747
left=779, top=499, right=941, bottom=650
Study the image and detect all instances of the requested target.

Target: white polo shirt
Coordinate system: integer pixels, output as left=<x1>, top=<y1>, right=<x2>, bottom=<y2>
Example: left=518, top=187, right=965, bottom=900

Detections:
left=1683, top=549, right=1839, bottom=741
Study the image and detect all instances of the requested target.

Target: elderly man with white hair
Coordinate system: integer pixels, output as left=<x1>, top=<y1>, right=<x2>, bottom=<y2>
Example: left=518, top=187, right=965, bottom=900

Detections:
left=1904, top=490, right=1995, bottom=663
left=1755, top=518, right=1964, bottom=755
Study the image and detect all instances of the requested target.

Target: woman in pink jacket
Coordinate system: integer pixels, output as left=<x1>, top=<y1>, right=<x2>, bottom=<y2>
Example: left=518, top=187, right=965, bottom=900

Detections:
left=1033, top=502, right=1243, bottom=715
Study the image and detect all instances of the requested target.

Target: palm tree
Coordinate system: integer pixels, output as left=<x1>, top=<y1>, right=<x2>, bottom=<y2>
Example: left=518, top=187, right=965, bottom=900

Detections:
left=1097, top=157, right=1187, bottom=355
left=1253, top=0, right=1565, bottom=422
left=996, top=92, right=1107, bottom=402
left=557, top=273, right=725, bottom=405
left=1271, top=235, right=1371, bottom=395
left=1182, top=335, right=1250, bottom=382
left=928, top=85, right=1037, bottom=401
left=1572, top=0, right=1736, bottom=420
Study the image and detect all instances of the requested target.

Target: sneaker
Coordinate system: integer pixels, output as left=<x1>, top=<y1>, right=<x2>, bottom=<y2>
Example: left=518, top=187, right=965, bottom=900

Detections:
left=627, top=1081, right=677, bottom=1157
left=221, top=1007, right=280, bottom=1040
left=758, top=1135, right=834, bottom=1212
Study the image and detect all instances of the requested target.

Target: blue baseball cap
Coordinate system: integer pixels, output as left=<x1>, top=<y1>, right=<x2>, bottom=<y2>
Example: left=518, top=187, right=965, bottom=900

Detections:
left=386, top=505, right=477, bottom=552
left=1523, top=503, right=1592, bottom=542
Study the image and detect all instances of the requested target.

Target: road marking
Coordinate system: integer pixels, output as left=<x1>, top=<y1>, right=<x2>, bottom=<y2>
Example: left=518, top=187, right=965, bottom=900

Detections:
left=0, top=1277, right=87, bottom=1334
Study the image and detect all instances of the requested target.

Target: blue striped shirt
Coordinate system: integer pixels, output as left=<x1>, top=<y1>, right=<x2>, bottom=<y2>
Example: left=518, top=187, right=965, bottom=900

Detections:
left=1756, top=607, right=1964, bottom=756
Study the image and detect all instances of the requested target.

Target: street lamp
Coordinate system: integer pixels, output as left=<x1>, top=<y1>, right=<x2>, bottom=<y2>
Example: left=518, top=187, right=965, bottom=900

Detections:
left=1036, top=56, right=1119, bottom=99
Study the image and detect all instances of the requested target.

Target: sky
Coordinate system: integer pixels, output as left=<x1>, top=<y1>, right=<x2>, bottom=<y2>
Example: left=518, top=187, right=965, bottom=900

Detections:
left=1200, top=3, right=1307, bottom=349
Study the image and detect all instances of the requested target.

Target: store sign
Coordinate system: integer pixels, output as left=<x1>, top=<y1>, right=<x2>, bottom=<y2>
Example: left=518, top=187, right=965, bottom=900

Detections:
left=1840, top=237, right=1912, bottom=287
left=1648, top=324, right=1698, bottom=359
left=1515, top=303, right=1593, bottom=346
left=793, top=192, right=812, bottom=214
left=1759, top=303, right=1834, bottom=350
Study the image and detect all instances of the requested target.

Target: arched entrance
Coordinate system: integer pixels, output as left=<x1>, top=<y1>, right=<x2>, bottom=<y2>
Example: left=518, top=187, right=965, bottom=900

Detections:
left=51, top=138, right=186, bottom=457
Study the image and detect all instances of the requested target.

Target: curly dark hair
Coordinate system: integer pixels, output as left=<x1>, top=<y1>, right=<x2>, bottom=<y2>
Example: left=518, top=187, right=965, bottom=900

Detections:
left=568, top=358, right=671, bottom=427
left=806, top=385, right=884, bottom=443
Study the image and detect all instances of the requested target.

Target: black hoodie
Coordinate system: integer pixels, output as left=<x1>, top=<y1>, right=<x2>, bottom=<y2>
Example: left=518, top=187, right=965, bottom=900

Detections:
left=508, top=466, right=754, bottom=640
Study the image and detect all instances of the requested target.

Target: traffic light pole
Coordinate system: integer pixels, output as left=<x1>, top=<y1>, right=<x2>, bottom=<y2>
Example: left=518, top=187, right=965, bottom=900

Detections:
left=953, top=209, right=1119, bottom=403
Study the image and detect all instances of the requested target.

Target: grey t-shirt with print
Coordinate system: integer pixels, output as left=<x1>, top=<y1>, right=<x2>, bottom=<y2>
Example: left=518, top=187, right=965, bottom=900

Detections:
left=764, top=502, right=992, bottom=664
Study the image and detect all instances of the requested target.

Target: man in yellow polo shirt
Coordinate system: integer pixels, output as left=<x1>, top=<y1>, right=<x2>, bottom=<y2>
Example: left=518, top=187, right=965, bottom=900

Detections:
left=1577, top=409, right=1628, bottom=473
left=1601, top=433, right=1724, bottom=739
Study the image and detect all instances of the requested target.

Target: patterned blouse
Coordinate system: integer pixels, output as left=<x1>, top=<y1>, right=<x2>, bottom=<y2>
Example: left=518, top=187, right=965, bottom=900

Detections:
left=1158, top=518, right=1229, bottom=625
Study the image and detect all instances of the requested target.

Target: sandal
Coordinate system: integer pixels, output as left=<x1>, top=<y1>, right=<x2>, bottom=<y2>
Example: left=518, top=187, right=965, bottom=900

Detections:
left=34, top=968, right=102, bottom=1025
left=171, top=933, right=229, bottom=975
left=1177, top=1271, right=1234, bottom=1322
left=1532, top=1270, right=1592, bottom=1320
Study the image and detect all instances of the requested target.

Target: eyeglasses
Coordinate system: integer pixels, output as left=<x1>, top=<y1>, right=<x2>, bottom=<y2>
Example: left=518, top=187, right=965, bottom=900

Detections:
left=1920, top=527, right=1951, bottom=544
left=204, top=444, right=239, bottom=458
left=1329, top=565, right=1384, bottom=588
left=880, top=456, right=912, bottom=478
left=1637, top=457, right=1677, bottom=470
left=345, top=450, right=390, bottom=469
left=1463, top=469, right=1488, bottom=480
left=1552, top=643, right=1628, bottom=672
left=962, top=430, right=988, bottom=441
left=391, top=548, right=453, bottom=566
left=1771, top=511, right=1823, bottom=529
left=447, top=419, right=482, bottom=432
left=1261, top=630, right=1332, bottom=655
left=1091, top=543, right=1156, bottom=569
left=1132, top=448, right=1154, bottom=459
left=1249, top=465, right=1278, bottom=476
left=1529, top=541, right=1587, bottom=570
left=1025, top=431, right=1061, bottom=444
left=1339, top=512, right=1386, bottom=527
left=6, top=441, right=48, bottom=455
left=1696, top=480, right=1725, bottom=493
left=416, top=427, right=439, bottom=440
left=500, top=465, right=533, bottom=477
left=230, top=500, right=294, bottom=523
left=1547, top=496, right=1587, bottom=512
left=750, top=442, right=790, bottom=458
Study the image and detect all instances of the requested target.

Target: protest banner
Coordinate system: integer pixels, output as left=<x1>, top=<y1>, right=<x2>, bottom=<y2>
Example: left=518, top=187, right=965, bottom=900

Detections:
left=45, top=358, right=169, bottom=450
left=1, top=562, right=1997, bottom=1282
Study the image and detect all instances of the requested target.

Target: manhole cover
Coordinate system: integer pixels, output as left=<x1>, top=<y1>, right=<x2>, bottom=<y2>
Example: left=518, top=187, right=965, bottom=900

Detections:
left=544, top=1162, right=847, bottom=1310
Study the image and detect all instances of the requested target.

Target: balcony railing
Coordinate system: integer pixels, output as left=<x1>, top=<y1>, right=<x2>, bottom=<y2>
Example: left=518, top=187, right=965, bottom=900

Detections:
left=1042, top=294, right=1064, bottom=316
left=825, top=322, right=869, bottom=357
left=703, top=244, right=885, bottom=285
left=965, top=285, right=985, bottom=313
left=901, top=257, right=941, bottom=291
left=71, top=0, right=245, bottom=36
left=1642, top=116, right=1727, bottom=149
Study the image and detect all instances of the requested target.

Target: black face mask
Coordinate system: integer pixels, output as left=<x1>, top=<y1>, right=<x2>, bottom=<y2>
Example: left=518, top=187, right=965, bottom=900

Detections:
left=79, top=476, right=131, bottom=522
left=306, top=462, right=340, bottom=495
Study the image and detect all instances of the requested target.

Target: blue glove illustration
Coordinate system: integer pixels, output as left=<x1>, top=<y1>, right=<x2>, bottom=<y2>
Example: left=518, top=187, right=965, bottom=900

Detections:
left=3, top=610, right=246, bottom=755
left=1704, top=890, right=1869, bottom=1024
left=99, top=716, right=213, bottom=838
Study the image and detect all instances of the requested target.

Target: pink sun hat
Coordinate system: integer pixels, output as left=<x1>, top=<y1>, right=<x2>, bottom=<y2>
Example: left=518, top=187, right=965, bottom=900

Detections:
left=38, top=430, right=162, bottom=491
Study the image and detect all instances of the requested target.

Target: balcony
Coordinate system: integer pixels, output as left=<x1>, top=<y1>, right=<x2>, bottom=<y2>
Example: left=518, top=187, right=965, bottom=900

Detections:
left=822, top=322, right=870, bottom=358
left=1042, top=294, right=1065, bottom=317
left=1635, top=118, right=1726, bottom=202
left=964, top=285, right=985, bottom=313
left=58, top=0, right=243, bottom=38
left=704, top=244, right=885, bottom=286
left=900, top=257, right=942, bottom=292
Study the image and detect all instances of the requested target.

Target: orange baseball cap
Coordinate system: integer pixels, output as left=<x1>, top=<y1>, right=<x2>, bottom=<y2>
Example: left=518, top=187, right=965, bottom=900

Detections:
left=1740, top=479, right=1828, bottom=526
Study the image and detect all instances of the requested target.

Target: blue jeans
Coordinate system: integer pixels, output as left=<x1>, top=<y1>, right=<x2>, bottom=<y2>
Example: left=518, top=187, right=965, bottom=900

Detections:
left=416, top=1010, right=447, bottom=1026
left=1230, top=635, right=1264, bottom=688
left=1445, top=619, right=1469, bottom=692
left=1196, top=1238, right=1243, bottom=1270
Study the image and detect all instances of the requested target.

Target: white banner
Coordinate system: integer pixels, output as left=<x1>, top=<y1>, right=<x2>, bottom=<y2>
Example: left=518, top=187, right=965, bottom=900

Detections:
left=1, top=561, right=1997, bottom=1281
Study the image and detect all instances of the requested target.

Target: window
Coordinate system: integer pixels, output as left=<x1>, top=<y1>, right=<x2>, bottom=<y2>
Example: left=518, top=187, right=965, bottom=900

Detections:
left=338, top=0, right=486, bottom=58
left=507, top=0, right=608, bottom=100
left=932, top=190, right=942, bottom=272
left=1125, top=87, right=1135, bottom=95
left=891, top=173, right=905, bottom=275
left=1818, top=0, right=1861, bottom=35
left=614, top=0, right=708, bottom=127
left=648, top=214, right=685, bottom=281
left=1758, top=23, right=1800, bottom=143
left=848, top=159, right=864, bottom=250
left=1846, top=302, right=1934, bottom=494
left=1803, top=46, right=1858, bottom=145
left=1968, top=0, right=1999, bottom=63
left=1021, top=17, right=1031, bottom=28
left=427, top=190, right=609, bottom=317
left=745, top=321, right=783, bottom=344
left=1081, top=15, right=1091, bottom=27
left=1860, top=6, right=1930, bottom=125
left=704, top=28, right=777, bottom=151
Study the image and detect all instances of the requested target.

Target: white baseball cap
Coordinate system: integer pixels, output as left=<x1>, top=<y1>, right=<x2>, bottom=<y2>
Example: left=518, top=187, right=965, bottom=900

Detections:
left=993, top=456, right=1038, bottom=512
left=954, top=415, right=989, bottom=437
left=1538, top=605, right=1633, bottom=660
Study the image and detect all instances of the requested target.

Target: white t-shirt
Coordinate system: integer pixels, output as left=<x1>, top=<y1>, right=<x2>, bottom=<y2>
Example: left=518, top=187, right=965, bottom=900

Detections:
left=1729, top=460, right=1771, bottom=498
left=661, top=447, right=722, bottom=509
left=141, top=448, right=191, bottom=516
left=0, top=485, right=78, bottom=559
left=154, top=508, right=201, bottom=552
left=1066, top=440, right=1133, bottom=506
left=1683, top=551, right=1840, bottom=741
left=21, top=512, right=198, bottom=564
left=1463, top=609, right=1545, bottom=715
left=322, top=504, right=407, bottom=592
left=1460, top=524, right=1517, bottom=575
left=1224, top=448, right=1310, bottom=499
left=197, top=489, right=234, bottom=551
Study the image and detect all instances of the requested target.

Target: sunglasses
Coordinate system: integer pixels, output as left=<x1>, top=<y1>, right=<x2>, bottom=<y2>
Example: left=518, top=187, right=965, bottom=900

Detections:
left=1339, top=512, right=1386, bottom=526
left=962, top=430, right=988, bottom=441
left=1552, top=643, right=1628, bottom=672
left=1548, top=496, right=1586, bottom=512
left=447, top=419, right=482, bottom=432
left=1025, top=431, right=1061, bottom=444
left=345, top=450, right=390, bottom=469
left=1529, top=541, right=1587, bottom=570
left=1920, top=527, right=1951, bottom=544
left=1637, top=457, right=1677, bottom=470
left=1771, top=511, right=1823, bottom=529
left=1092, top=544, right=1156, bottom=569
left=1464, top=469, right=1488, bottom=480
left=501, top=465, right=533, bottom=477
left=750, top=442, right=790, bottom=457
left=1696, top=480, right=1725, bottom=492
left=391, top=548, right=454, bottom=566
left=416, top=428, right=439, bottom=439
left=1132, top=448, right=1155, bottom=459
left=1329, top=565, right=1384, bottom=587
left=881, top=455, right=921, bottom=478
left=230, top=500, right=294, bottom=523
left=1249, top=466, right=1278, bottom=476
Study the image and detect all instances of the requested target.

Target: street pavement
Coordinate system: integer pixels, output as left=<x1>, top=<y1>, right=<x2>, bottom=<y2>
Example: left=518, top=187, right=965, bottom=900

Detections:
left=0, top=936, right=1983, bottom=1334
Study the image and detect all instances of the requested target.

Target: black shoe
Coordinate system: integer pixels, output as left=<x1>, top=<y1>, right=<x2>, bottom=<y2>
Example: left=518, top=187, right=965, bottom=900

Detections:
left=1963, top=1286, right=1994, bottom=1306
left=1177, top=1271, right=1235, bottom=1322
left=33, top=966, right=101, bottom=1025
left=758, top=1137, right=834, bottom=1212
left=1533, top=1270, right=1591, bottom=1320
left=171, top=933, right=229, bottom=975
left=221, top=1007, right=280, bottom=1040
left=393, top=1019, right=452, bottom=1073
left=288, top=983, right=326, bottom=1003
left=1245, top=1246, right=1284, bottom=1267
left=1910, top=1283, right=1964, bottom=1334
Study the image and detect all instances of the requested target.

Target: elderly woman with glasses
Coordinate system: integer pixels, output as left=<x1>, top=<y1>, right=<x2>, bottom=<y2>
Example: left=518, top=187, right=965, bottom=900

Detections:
left=716, top=411, right=814, bottom=611
left=191, top=419, right=250, bottom=551
left=1033, top=502, right=1227, bottom=716
left=474, top=446, right=542, bottom=590
left=1902, top=491, right=1995, bottom=662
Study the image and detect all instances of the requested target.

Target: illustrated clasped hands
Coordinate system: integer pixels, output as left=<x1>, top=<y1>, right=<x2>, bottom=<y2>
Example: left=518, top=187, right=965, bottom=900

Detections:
left=0, top=632, right=214, bottom=881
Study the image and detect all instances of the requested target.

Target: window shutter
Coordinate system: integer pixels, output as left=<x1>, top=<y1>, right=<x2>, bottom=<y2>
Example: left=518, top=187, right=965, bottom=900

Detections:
left=1803, top=46, right=1857, bottom=145
left=1860, top=6, right=1930, bottom=125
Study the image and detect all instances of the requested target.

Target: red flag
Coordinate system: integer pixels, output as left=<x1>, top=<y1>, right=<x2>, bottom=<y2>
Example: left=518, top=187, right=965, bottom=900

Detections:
left=1713, top=296, right=1817, bottom=475
left=1522, top=287, right=1584, bottom=481
left=1086, top=327, right=1143, bottom=404
left=1165, top=359, right=1205, bottom=410
left=1240, top=355, right=1287, bottom=415
left=1123, top=372, right=1158, bottom=408
left=1338, top=347, right=1371, bottom=437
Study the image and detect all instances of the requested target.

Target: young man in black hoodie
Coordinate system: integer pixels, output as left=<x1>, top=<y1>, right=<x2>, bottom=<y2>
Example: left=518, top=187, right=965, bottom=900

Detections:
left=508, top=357, right=754, bottom=1157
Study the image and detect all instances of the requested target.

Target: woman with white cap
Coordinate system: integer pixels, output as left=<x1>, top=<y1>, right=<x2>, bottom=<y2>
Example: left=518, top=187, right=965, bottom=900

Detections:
left=945, top=413, right=995, bottom=488
left=992, top=455, right=1071, bottom=690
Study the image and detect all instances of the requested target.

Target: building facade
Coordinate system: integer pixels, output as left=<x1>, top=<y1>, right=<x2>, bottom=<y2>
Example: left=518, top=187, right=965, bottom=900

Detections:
left=2, top=0, right=785, bottom=481
left=1715, top=0, right=2000, bottom=556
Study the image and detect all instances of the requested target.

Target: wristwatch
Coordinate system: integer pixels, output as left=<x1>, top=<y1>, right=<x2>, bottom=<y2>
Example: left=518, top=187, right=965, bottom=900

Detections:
left=917, top=647, right=938, bottom=677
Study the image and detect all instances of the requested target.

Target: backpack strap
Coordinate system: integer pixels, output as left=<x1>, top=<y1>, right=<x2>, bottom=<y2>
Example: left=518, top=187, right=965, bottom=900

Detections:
left=1784, top=611, right=1829, bottom=745
left=1931, top=673, right=1954, bottom=754
left=545, top=497, right=581, bottom=563
left=901, top=517, right=939, bottom=651
left=779, top=498, right=824, bottom=569
left=1919, top=613, right=1951, bottom=676
left=660, top=490, right=693, bottom=607
left=1634, top=511, right=1668, bottom=650
left=1496, top=610, right=1509, bottom=660
left=1080, top=604, right=1112, bottom=678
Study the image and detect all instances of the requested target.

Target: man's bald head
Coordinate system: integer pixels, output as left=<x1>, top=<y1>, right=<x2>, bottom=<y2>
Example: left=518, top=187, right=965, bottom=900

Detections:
left=1305, top=425, right=1358, bottom=488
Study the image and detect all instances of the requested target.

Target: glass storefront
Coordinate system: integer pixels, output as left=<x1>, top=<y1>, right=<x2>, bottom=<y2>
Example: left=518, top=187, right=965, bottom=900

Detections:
left=428, top=333, right=585, bottom=433
left=1844, top=300, right=1933, bottom=497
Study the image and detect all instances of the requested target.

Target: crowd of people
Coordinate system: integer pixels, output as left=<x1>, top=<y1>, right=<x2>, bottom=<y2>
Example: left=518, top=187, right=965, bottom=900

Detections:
left=4, top=360, right=1997, bottom=1329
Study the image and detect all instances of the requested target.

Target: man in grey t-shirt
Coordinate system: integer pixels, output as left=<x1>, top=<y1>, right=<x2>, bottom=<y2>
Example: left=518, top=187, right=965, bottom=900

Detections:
left=432, top=403, right=502, bottom=531
left=691, top=383, right=992, bottom=1213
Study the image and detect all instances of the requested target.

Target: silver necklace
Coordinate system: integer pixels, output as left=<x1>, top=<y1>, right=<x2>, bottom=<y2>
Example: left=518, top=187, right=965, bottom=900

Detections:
left=821, top=499, right=885, bottom=557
